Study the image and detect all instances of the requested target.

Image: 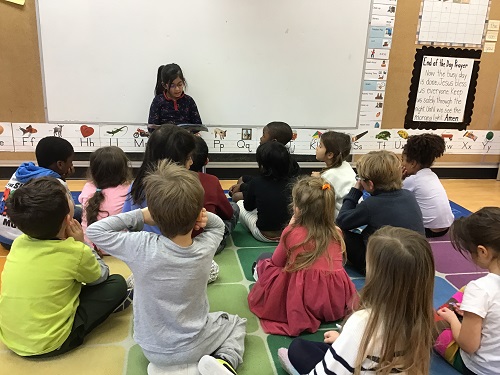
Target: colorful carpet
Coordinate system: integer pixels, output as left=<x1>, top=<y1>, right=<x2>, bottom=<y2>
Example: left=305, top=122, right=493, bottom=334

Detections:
left=0, top=195, right=478, bottom=374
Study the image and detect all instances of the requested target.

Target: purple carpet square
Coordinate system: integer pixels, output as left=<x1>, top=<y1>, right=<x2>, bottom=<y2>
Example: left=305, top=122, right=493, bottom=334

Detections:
left=427, top=231, right=450, bottom=242
left=446, top=273, right=488, bottom=289
left=431, top=242, right=481, bottom=273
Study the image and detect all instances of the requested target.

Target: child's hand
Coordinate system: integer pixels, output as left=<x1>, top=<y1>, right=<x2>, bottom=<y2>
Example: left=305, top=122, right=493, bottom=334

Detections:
left=141, top=208, right=156, bottom=226
left=402, top=166, right=410, bottom=180
left=324, top=330, right=340, bottom=344
left=229, top=184, right=240, bottom=196
left=62, top=166, right=75, bottom=179
left=354, top=179, right=363, bottom=191
left=66, top=219, right=85, bottom=243
left=437, top=307, right=461, bottom=324
left=311, top=171, right=321, bottom=178
left=194, top=208, right=208, bottom=231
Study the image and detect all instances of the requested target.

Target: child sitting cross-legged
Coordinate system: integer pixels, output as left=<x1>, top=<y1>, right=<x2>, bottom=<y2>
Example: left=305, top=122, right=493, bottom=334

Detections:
left=336, top=150, right=425, bottom=274
left=190, top=136, right=239, bottom=254
left=0, top=177, right=127, bottom=357
left=87, top=161, right=246, bottom=375
left=248, top=176, right=357, bottom=336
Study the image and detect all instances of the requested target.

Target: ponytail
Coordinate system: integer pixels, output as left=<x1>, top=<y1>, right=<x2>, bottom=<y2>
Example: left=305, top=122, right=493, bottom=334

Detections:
left=154, top=65, right=165, bottom=96
left=85, top=190, right=109, bottom=226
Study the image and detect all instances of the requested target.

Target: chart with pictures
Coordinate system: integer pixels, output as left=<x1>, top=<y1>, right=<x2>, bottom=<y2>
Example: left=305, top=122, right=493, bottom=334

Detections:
left=359, top=0, right=397, bottom=129
left=3, top=123, right=499, bottom=156
left=417, top=0, right=491, bottom=46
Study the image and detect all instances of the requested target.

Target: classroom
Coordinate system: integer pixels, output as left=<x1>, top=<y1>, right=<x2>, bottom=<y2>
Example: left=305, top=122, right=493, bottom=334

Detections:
left=1, top=0, right=500, bottom=374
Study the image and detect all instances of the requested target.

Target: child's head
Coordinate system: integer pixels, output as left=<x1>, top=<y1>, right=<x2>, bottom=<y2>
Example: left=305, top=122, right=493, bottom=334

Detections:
left=316, top=131, right=351, bottom=169
left=260, top=121, right=293, bottom=145
left=155, top=63, right=186, bottom=99
left=356, top=150, right=402, bottom=192
left=358, top=226, right=435, bottom=375
left=144, top=160, right=204, bottom=238
left=7, top=177, right=72, bottom=240
left=190, top=136, right=209, bottom=172
left=131, top=124, right=196, bottom=204
left=402, top=134, right=445, bottom=173
left=85, top=146, right=132, bottom=226
left=35, top=136, right=75, bottom=178
left=256, top=141, right=292, bottom=181
left=284, top=176, right=344, bottom=272
left=450, top=207, right=500, bottom=270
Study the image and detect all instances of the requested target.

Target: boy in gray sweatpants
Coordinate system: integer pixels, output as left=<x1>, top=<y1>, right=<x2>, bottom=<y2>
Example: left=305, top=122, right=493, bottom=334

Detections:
left=87, top=161, right=246, bottom=375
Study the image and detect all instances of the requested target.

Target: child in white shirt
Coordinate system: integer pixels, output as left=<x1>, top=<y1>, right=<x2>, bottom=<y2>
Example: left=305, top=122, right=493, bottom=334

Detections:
left=437, top=207, right=500, bottom=375
left=401, top=133, right=454, bottom=237
left=312, top=131, right=356, bottom=218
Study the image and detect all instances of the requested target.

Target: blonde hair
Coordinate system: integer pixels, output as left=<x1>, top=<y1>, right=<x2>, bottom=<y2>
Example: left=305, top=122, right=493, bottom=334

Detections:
left=283, top=176, right=344, bottom=272
left=353, top=226, right=435, bottom=375
left=356, top=150, right=402, bottom=191
left=143, top=160, right=204, bottom=238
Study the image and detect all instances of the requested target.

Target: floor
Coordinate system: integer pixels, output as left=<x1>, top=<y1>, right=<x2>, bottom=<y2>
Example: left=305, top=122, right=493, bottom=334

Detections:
left=0, top=179, right=498, bottom=375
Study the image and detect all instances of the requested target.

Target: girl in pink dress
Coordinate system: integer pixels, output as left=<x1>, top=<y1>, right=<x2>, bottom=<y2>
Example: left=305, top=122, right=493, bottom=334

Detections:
left=78, top=146, right=132, bottom=252
left=248, top=176, right=358, bottom=336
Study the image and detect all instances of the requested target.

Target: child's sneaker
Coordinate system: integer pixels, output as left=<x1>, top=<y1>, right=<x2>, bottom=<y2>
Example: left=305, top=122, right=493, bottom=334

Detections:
left=277, top=348, right=300, bottom=375
left=208, top=260, right=219, bottom=284
left=198, top=355, right=237, bottom=375
left=113, top=274, right=134, bottom=313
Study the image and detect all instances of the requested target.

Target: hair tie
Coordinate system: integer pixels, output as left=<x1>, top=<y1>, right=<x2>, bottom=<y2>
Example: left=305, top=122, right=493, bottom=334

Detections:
left=96, top=188, right=102, bottom=192
left=322, top=183, right=331, bottom=190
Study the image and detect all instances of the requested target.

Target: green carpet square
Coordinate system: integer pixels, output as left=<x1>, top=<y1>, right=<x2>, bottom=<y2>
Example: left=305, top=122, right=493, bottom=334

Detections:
left=207, top=284, right=260, bottom=333
left=267, top=331, right=329, bottom=375
left=239, top=335, right=275, bottom=375
left=126, top=344, right=149, bottom=375
left=232, top=223, right=277, bottom=248
left=213, top=248, right=243, bottom=283
left=237, top=247, right=276, bottom=281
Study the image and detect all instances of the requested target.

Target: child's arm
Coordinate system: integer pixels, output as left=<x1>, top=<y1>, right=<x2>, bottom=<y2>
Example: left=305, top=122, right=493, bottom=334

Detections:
left=148, top=96, right=162, bottom=125
left=196, top=211, right=225, bottom=256
left=215, top=184, right=234, bottom=220
left=437, top=307, right=482, bottom=354
left=65, top=218, right=110, bottom=284
left=189, top=98, right=202, bottom=124
left=86, top=209, right=149, bottom=262
left=336, top=187, right=369, bottom=230
left=242, top=181, right=257, bottom=211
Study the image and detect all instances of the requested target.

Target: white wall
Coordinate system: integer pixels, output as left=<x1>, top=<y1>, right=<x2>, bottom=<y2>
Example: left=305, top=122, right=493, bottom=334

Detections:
left=37, top=0, right=371, bottom=127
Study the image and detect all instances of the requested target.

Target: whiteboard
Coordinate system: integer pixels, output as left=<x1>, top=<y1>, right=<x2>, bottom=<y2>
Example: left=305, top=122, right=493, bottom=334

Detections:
left=37, top=0, right=371, bottom=128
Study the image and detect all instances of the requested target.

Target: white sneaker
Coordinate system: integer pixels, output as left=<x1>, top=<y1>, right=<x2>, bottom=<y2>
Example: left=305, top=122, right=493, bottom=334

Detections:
left=277, top=348, right=300, bottom=375
left=198, top=355, right=237, bottom=375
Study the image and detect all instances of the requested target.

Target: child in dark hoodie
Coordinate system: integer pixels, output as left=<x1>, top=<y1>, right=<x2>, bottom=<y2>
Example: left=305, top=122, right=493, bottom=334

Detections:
left=0, top=137, right=75, bottom=249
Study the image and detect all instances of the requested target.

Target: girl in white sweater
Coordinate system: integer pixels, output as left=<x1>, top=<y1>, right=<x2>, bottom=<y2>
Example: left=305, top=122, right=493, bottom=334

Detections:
left=312, top=131, right=356, bottom=218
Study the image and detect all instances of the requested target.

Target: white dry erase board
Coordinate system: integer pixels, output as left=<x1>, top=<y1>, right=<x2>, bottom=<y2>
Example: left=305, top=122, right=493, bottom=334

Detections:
left=36, top=0, right=371, bottom=128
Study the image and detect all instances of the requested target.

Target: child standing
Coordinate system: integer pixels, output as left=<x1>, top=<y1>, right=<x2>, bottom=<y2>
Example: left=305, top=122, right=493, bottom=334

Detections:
left=436, top=207, right=500, bottom=375
left=122, top=124, right=219, bottom=283
left=148, top=63, right=202, bottom=130
left=337, top=150, right=424, bottom=274
left=248, top=176, right=357, bottom=336
left=0, top=177, right=127, bottom=357
left=280, top=226, right=435, bottom=375
left=190, top=136, right=239, bottom=254
left=0, top=136, right=76, bottom=249
left=311, top=131, right=356, bottom=218
left=402, top=133, right=454, bottom=237
left=233, top=141, right=294, bottom=242
left=79, top=146, right=132, bottom=249
left=87, top=161, right=246, bottom=375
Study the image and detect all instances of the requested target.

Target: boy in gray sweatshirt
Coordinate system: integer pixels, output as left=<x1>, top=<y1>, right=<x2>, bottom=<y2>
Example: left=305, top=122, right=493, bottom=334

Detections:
left=87, top=161, right=246, bottom=375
